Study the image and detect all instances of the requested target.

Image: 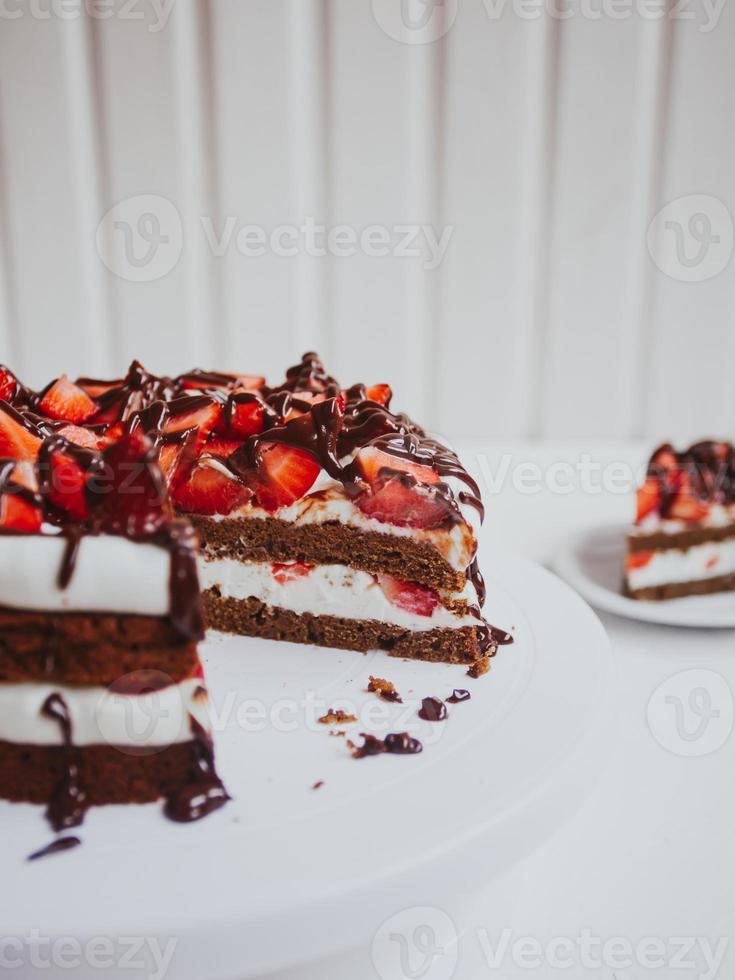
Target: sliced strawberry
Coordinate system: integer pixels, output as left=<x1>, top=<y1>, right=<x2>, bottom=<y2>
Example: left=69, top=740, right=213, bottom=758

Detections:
left=365, top=384, right=392, bottom=406
left=202, top=436, right=244, bottom=460
left=635, top=477, right=661, bottom=523
left=0, top=367, right=18, bottom=402
left=0, top=492, right=41, bottom=531
left=174, top=463, right=252, bottom=516
left=76, top=378, right=122, bottom=398
left=272, top=561, right=314, bottom=584
left=668, top=493, right=709, bottom=522
left=39, top=375, right=96, bottom=424
left=0, top=404, right=42, bottom=461
left=235, top=374, right=266, bottom=390
left=164, top=397, right=221, bottom=438
left=10, top=461, right=38, bottom=492
left=356, top=445, right=439, bottom=486
left=355, top=473, right=455, bottom=529
left=89, top=431, right=168, bottom=535
left=705, top=554, right=720, bottom=571
left=218, top=397, right=265, bottom=438
left=255, top=443, right=320, bottom=510
left=158, top=441, right=195, bottom=493
left=377, top=574, right=439, bottom=617
left=56, top=424, right=106, bottom=451
left=649, top=444, right=679, bottom=475
left=626, top=550, right=654, bottom=571
left=46, top=450, right=90, bottom=521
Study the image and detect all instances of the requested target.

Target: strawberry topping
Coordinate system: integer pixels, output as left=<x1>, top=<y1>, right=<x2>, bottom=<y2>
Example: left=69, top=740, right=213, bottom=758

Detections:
left=0, top=492, right=41, bottom=532
left=174, top=462, right=253, bottom=516
left=626, top=551, right=654, bottom=571
left=218, top=397, right=265, bottom=438
left=56, top=424, right=107, bottom=451
left=46, top=449, right=91, bottom=521
left=377, top=574, right=439, bottom=617
left=0, top=404, right=42, bottom=461
left=356, top=445, right=439, bottom=486
left=365, top=384, right=392, bottom=406
left=39, top=375, right=96, bottom=424
left=89, top=430, right=168, bottom=535
left=271, top=561, right=314, bottom=584
left=355, top=473, right=456, bottom=529
left=255, top=443, right=320, bottom=510
left=0, top=367, right=18, bottom=403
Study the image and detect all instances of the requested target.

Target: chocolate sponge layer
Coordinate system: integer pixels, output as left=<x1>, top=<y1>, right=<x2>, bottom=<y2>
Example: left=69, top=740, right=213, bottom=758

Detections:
left=190, top=515, right=467, bottom=593
left=0, top=607, right=199, bottom=685
left=202, top=589, right=491, bottom=664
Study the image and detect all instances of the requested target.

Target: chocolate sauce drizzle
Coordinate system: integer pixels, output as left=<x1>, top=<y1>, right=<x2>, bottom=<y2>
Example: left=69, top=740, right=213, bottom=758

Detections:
left=417, top=697, right=448, bottom=722
left=41, top=693, right=88, bottom=831
left=349, top=732, right=423, bottom=758
left=447, top=689, right=471, bottom=704
left=163, top=716, right=230, bottom=822
left=27, top=836, right=82, bottom=861
left=647, top=440, right=735, bottom=518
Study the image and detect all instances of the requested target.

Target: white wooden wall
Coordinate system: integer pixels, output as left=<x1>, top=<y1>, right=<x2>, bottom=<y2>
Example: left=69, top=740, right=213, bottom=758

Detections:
left=0, top=0, right=733, bottom=441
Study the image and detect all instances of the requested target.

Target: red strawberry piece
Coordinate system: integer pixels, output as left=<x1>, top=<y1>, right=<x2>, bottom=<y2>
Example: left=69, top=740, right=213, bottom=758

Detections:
left=46, top=450, right=90, bottom=521
left=89, top=431, right=168, bottom=535
left=705, top=554, right=720, bottom=571
left=173, top=463, right=253, bottom=516
left=0, top=367, right=18, bottom=402
left=356, top=445, right=439, bottom=486
left=377, top=575, right=439, bottom=617
left=158, top=442, right=193, bottom=493
left=626, top=550, right=654, bottom=571
left=219, top=398, right=265, bottom=438
left=10, top=461, right=38, bottom=492
left=56, top=424, right=107, bottom=451
left=164, top=397, right=221, bottom=438
left=255, top=443, right=320, bottom=510
left=235, top=374, right=266, bottom=390
left=76, top=379, right=122, bottom=398
left=202, top=436, right=244, bottom=460
left=355, top=473, right=454, bottom=529
left=0, top=403, right=42, bottom=461
left=0, top=492, right=41, bottom=532
left=668, top=493, right=709, bottom=522
left=365, top=384, right=392, bottom=406
left=635, top=477, right=661, bottom=523
left=39, top=375, right=96, bottom=424
left=271, top=561, right=314, bottom=584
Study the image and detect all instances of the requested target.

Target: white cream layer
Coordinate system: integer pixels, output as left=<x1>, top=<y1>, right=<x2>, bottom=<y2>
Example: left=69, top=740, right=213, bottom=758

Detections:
left=202, top=462, right=476, bottom=574
left=627, top=539, right=735, bottom=590
left=0, top=532, right=171, bottom=615
left=0, top=677, right=209, bottom=748
left=199, top=558, right=479, bottom=632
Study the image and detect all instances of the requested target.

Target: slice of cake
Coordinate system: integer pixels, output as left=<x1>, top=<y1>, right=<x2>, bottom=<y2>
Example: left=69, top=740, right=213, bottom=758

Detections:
left=625, top=441, right=735, bottom=600
left=0, top=396, right=228, bottom=832
left=2, top=354, right=512, bottom=670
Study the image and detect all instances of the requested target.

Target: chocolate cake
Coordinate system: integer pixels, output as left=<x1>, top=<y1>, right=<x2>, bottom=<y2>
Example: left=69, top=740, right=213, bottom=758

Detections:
left=0, top=354, right=512, bottom=670
left=0, top=392, right=227, bottom=833
left=625, top=441, right=735, bottom=600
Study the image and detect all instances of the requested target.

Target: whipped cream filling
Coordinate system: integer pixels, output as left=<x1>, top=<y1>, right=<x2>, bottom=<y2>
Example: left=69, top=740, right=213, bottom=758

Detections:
left=627, top=539, right=735, bottom=590
left=199, top=558, right=481, bottom=632
left=0, top=532, right=172, bottom=616
left=0, top=677, right=209, bottom=748
left=634, top=502, right=735, bottom=536
left=203, top=471, right=476, bottom=574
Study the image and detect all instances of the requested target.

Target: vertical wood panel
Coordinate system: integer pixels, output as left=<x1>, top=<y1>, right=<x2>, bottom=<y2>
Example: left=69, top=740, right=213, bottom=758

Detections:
left=327, top=1, right=412, bottom=400
left=645, top=7, right=735, bottom=442
left=0, top=17, right=97, bottom=385
left=540, top=15, right=647, bottom=438
left=209, top=0, right=299, bottom=381
left=289, top=0, right=330, bottom=359
left=93, top=0, right=190, bottom=375
left=439, top=3, right=529, bottom=438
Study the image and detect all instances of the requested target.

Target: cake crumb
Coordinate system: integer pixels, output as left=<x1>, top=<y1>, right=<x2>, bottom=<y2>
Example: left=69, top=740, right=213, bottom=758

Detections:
left=467, top=656, right=490, bottom=678
left=329, top=729, right=347, bottom=738
left=312, top=780, right=324, bottom=790
left=367, top=675, right=403, bottom=703
left=318, top=708, right=357, bottom=725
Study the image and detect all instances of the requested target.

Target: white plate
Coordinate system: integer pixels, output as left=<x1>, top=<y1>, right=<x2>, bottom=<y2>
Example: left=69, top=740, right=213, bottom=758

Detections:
left=1, top=558, right=614, bottom=980
left=554, top=523, right=735, bottom=629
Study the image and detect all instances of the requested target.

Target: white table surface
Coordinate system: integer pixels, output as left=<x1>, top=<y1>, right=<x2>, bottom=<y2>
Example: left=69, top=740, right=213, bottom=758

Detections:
left=452, top=440, right=735, bottom=980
